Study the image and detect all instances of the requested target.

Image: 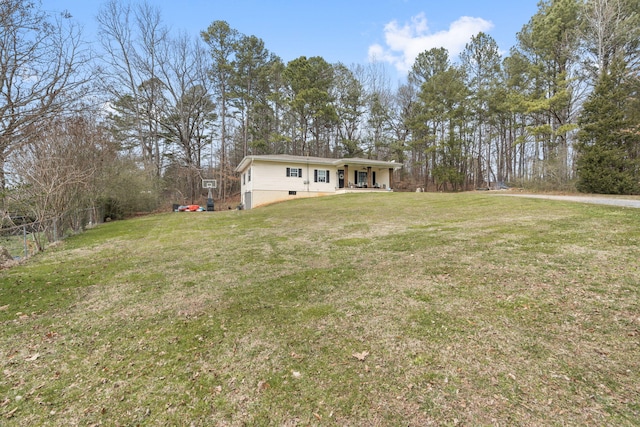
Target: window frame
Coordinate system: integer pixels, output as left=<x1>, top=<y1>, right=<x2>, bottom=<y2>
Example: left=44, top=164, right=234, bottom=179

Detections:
left=314, top=169, right=330, bottom=183
left=286, top=167, right=303, bottom=178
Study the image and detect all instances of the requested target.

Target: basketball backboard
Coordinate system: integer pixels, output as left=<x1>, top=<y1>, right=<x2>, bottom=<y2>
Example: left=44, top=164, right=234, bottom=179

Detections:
left=202, top=179, right=217, bottom=189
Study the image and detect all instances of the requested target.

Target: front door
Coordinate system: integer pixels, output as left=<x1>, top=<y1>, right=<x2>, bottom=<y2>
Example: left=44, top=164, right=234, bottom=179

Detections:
left=338, top=169, right=345, bottom=188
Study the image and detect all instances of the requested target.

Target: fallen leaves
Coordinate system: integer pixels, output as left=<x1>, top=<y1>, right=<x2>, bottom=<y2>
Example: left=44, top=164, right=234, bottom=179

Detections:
left=25, top=353, right=40, bottom=362
left=4, top=407, right=18, bottom=419
left=352, top=351, right=369, bottom=361
left=290, top=352, right=304, bottom=360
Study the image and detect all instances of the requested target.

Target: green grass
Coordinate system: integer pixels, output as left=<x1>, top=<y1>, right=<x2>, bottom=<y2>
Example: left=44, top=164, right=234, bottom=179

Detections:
left=1, top=192, right=640, bottom=425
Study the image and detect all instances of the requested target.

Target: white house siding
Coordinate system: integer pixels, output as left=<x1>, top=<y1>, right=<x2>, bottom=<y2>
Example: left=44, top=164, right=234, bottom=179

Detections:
left=241, top=159, right=338, bottom=208
left=236, top=155, right=400, bottom=209
left=378, top=168, right=390, bottom=187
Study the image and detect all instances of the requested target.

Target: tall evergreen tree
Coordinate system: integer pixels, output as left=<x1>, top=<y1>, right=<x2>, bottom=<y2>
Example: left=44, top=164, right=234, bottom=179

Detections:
left=425, top=66, right=469, bottom=191
left=283, top=56, right=336, bottom=156
left=516, top=0, right=582, bottom=186
left=460, top=32, right=501, bottom=187
left=232, top=34, right=274, bottom=159
left=332, top=64, right=365, bottom=157
left=201, top=20, right=240, bottom=201
left=576, top=60, right=640, bottom=194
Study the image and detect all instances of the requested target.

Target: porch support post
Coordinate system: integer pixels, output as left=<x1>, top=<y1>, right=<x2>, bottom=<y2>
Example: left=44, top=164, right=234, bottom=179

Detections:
left=367, top=167, right=372, bottom=187
left=344, top=165, right=349, bottom=187
left=389, top=168, right=394, bottom=189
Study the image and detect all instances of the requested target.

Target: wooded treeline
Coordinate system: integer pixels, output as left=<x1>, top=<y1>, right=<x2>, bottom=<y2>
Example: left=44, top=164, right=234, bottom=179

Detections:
left=1, top=0, right=639, bottom=230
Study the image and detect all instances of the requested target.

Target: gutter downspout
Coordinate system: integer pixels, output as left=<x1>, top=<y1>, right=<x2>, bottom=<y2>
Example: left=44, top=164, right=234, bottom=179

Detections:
left=306, top=156, right=310, bottom=193
left=246, top=157, right=254, bottom=208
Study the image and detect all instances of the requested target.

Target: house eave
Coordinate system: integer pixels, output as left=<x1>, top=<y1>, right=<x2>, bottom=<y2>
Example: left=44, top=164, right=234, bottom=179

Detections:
left=333, top=157, right=400, bottom=169
left=235, top=155, right=400, bottom=172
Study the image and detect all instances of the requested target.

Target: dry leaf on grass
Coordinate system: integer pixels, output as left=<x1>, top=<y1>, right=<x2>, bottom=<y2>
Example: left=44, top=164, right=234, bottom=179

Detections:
left=4, top=407, right=18, bottom=419
left=352, top=351, right=369, bottom=361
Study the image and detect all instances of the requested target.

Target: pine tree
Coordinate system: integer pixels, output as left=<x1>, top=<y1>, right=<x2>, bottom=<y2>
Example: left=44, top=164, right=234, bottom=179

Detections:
left=576, top=61, right=640, bottom=194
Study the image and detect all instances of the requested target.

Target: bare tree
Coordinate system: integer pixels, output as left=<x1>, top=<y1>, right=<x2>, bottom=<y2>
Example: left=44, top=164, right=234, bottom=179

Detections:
left=8, top=114, right=108, bottom=247
left=97, top=0, right=168, bottom=176
left=156, top=33, right=216, bottom=202
left=361, top=61, right=395, bottom=160
left=0, top=0, right=89, bottom=191
left=581, top=0, right=640, bottom=79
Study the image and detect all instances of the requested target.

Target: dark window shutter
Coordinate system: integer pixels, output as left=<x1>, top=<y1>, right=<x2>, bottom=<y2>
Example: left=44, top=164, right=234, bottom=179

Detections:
left=326, top=170, right=330, bottom=183
left=286, top=167, right=290, bottom=177
left=314, top=169, right=318, bottom=182
left=355, top=170, right=358, bottom=184
left=298, top=168, right=302, bottom=178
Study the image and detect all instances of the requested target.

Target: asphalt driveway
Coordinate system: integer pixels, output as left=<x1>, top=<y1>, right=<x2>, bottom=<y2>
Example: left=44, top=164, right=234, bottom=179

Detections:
left=495, top=193, right=640, bottom=209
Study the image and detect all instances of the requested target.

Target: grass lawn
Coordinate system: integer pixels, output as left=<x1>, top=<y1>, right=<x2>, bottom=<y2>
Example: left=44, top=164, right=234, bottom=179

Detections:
left=1, top=192, right=639, bottom=426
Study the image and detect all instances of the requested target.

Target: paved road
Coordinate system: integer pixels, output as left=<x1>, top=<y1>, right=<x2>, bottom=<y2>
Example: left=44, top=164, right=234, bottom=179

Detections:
left=495, top=193, right=640, bottom=209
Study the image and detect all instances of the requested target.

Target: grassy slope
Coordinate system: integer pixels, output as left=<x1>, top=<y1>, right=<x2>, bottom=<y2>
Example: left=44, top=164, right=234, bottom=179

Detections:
left=1, top=192, right=639, bottom=426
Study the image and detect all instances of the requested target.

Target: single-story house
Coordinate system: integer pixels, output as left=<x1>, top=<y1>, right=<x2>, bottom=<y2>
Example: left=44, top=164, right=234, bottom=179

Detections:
left=234, top=154, right=401, bottom=209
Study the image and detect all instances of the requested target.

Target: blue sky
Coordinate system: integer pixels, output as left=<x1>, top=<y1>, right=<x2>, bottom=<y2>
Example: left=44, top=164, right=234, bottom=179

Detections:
left=42, top=0, right=540, bottom=83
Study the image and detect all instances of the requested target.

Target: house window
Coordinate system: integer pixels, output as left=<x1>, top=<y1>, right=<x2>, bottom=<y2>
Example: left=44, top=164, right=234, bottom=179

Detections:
left=314, top=169, right=330, bottom=183
left=356, top=171, right=367, bottom=187
left=286, top=167, right=303, bottom=177
left=248, top=167, right=251, bottom=182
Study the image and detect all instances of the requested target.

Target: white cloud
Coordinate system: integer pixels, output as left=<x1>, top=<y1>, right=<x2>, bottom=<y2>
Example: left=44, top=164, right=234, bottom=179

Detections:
left=368, top=12, right=494, bottom=73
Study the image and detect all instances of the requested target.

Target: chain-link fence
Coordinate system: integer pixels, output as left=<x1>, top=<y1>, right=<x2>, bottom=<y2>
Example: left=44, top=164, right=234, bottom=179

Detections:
left=0, top=207, right=103, bottom=264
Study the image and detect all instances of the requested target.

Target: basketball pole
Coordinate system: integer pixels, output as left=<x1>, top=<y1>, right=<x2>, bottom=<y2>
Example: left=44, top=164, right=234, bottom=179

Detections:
left=206, top=186, right=214, bottom=211
left=202, top=179, right=216, bottom=211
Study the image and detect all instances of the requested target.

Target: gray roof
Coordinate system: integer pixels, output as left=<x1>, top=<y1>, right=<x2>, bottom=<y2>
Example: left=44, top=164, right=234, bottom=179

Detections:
left=235, top=154, right=400, bottom=172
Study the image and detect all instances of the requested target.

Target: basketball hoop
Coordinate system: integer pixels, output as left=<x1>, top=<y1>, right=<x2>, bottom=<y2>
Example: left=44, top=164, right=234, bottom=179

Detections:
left=202, top=179, right=217, bottom=189
left=202, top=179, right=216, bottom=211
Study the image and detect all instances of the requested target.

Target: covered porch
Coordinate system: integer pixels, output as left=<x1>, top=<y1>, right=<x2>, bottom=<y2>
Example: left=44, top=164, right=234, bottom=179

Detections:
left=335, top=161, right=397, bottom=191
